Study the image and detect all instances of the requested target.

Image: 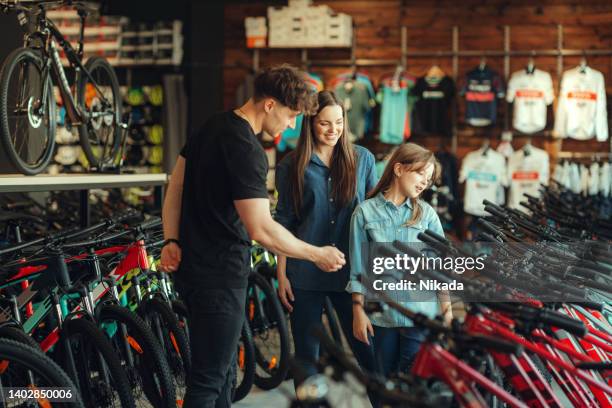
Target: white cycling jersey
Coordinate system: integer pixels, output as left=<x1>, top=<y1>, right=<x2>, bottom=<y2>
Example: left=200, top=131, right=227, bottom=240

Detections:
left=507, top=69, right=554, bottom=134
left=554, top=66, right=608, bottom=141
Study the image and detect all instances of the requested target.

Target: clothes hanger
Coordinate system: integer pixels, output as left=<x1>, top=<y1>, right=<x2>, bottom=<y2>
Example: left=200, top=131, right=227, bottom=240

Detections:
left=427, top=64, right=445, bottom=79
left=478, top=55, right=487, bottom=71
left=427, top=52, right=445, bottom=79
left=481, top=139, right=490, bottom=156
left=344, top=64, right=358, bottom=91
left=393, top=64, right=404, bottom=81
left=526, top=51, right=536, bottom=74
left=391, top=64, right=404, bottom=91
left=523, top=137, right=532, bottom=157
left=579, top=50, right=588, bottom=73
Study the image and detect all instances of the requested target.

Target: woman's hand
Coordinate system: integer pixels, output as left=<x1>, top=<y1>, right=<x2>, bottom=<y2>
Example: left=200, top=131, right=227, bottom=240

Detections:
left=440, top=301, right=453, bottom=326
left=352, top=305, right=374, bottom=345
left=443, top=308, right=453, bottom=326
left=277, top=275, right=295, bottom=312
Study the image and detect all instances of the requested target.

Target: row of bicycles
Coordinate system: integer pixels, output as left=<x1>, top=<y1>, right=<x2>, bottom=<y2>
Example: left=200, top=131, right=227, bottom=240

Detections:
left=0, top=209, right=190, bottom=407
left=0, top=203, right=308, bottom=407
left=291, top=182, right=612, bottom=407
left=0, top=182, right=609, bottom=407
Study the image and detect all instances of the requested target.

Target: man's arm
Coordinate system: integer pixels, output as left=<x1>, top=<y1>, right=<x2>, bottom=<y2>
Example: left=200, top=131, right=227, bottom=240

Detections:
left=234, top=198, right=345, bottom=272
left=159, top=156, right=185, bottom=272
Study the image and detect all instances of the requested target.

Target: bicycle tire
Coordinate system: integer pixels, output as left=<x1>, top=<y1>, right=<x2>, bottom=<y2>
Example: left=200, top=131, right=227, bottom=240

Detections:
left=59, top=317, right=135, bottom=408
left=247, top=271, right=290, bottom=390
left=139, top=298, right=191, bottom=393
left=171, top=299, right=190, bottom=341
left=0, top=337, right=85, bottom=407
left=98, top=303, right=176, bottom=408
left=77, top=56, right=122, bottom=168
left=0, top=47, right=56, bottom=175
left=232, top=321, right=256, bottom=402
left=323, top=296, right=344, bottom=346
left=0, top=326, right=41, bottom=350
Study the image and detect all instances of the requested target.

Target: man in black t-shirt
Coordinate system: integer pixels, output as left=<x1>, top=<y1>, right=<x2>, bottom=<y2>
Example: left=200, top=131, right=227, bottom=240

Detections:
left=159, top=65, right=346, bottom=408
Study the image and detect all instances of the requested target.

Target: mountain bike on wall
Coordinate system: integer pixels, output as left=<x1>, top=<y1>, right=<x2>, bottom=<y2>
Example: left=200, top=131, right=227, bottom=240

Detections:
left=0, top=0, right=123, bottom=175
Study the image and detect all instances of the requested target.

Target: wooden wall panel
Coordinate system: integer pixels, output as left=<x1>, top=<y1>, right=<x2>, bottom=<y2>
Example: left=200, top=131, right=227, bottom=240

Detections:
left=223, top=0, right=612, bottom=161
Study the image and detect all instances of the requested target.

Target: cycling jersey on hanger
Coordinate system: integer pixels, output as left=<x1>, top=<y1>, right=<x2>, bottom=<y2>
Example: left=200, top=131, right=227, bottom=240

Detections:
left=507, top=146, right=549, bottom=210
left=589, top=162, right=600, bottom=196
left=569, top=162, right=581, bottom=194
left=552, top=161, right=566, bottom=187
left=601, top=162, right=611, bottom=197
left=334, top=79, right=372, bottom=140
left=330, top=72, right=376, bottom=134
left=461, top=66, right=505, bottom=127
left=506, top=68, right=554, bottom=134
left=580, top=164, right=590, bottom=196
left=377, top=73, right=417, bottom=144
left=460, top=147, right=508, bottom=216
left=411, top=76, right=455, bottom=136
left=554, top=66, right=608, bottom=141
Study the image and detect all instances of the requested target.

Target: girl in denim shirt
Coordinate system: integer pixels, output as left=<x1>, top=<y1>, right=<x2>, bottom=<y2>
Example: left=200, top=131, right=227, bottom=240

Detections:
left=347, top=143, right=453, bottom=377
left=275, top=91, right=378, bottom=385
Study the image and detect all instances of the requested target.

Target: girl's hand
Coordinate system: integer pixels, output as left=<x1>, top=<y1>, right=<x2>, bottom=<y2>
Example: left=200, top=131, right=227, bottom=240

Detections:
left=353, top=306, right=374, bottom=345
left=277, top=275, right=295, bottom=312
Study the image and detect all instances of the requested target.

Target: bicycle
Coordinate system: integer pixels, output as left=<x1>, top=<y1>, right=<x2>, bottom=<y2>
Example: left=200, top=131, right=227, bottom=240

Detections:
left=0, top=337, right=86, bottom=407
left=0, top=0, right=123, bottom=175
left=0, top=215, right=177, bottom=407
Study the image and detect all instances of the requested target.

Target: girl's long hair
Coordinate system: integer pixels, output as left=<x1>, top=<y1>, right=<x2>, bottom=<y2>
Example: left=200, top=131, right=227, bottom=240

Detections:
left=291, top=91, right=357, bottom=217
left=368, top=143, right=441, bottom=226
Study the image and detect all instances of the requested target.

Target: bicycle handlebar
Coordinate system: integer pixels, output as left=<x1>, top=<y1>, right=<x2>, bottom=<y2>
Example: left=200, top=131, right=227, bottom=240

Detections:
left=60, top=217, right=161, bottom=250
left=537, top=309, right=587, bottom=336
left=468, top=334, right=523, bottom=355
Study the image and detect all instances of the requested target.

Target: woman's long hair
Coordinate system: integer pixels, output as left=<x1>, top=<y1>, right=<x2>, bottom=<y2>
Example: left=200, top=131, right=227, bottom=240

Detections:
left=368, top=143, right=441, bottom=226
left=291, top=91, right=357, bottom=217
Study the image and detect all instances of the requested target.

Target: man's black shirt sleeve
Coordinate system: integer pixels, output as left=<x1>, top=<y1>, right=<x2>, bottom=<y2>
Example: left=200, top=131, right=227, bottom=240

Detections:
left=221, top=131, right=269, bottom=200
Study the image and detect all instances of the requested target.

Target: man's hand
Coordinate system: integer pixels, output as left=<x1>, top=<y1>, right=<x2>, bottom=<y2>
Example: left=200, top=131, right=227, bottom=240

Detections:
left=314, top=246, right=346, bottom=272
left=159, top=242, right=181, bottom=273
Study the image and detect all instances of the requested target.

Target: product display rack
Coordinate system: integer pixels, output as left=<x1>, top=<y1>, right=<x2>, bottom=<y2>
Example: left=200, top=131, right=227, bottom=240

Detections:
left=243, top=25, right=612, bottom=157
left=0, top=173, right=167, bottom=227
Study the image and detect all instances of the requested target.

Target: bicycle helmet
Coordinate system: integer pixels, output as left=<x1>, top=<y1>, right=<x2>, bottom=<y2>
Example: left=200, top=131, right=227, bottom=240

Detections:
left=146, top=124, right=163, bottom=145
left=54, top=146, right=81, bottom=166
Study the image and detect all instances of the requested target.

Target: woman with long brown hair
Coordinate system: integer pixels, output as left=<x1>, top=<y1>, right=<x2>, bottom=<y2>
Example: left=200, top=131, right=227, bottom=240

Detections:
left=347, top=143, right=453, bottom=378
left=275, top=90, right=377, bottom=385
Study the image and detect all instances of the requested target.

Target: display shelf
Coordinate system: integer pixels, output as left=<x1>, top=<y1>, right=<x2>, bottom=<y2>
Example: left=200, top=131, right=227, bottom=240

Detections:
left=0, top=173, right=166, bottom=193
left=0, top=173, right=167, bottom=227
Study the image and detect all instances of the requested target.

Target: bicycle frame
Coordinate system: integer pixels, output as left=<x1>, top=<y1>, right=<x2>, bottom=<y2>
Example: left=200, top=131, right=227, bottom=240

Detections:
left=22, top=5, right=112, bottom=127
left=411, top=340, right=529, bottom=408
left=465, top=310, right=612, bottom=407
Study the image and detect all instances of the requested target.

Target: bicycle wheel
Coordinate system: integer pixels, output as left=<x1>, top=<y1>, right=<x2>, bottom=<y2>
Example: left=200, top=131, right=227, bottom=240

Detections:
left=0, top=47, right=56, bottom=175
left=171, top=299, right=190, bottom=342
left=77, top=56, right=121, bottom=168
left=97, top=304, right=175, bottom=408
left=246, top=272, right=290, bottom=390
left=0, top=338, right=85, bottom=407
left=58, top=317, right=135, bottom=408
left=0, top=326, right=41, bottom=350
left=232, top=321, right=256, bottom=402
left=139, top=298, right=190, bottom=402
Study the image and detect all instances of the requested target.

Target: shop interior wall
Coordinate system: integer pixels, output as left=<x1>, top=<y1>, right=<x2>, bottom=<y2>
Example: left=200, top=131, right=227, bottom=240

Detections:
left=223, top=0, right=612, bottom=162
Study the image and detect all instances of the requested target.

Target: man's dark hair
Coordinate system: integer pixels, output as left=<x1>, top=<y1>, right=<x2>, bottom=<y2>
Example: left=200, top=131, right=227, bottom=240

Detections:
left=253, top=64, right=318, bottom=114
